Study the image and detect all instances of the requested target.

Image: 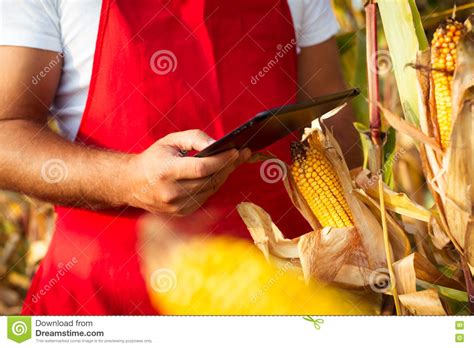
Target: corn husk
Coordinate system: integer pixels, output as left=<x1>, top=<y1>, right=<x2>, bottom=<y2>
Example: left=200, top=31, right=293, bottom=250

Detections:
left=391, top=252, right=467, bottom=315
left=443, top=22, right=474, bottom=259
left=399, top=289, right=447, bottom=315
left=354, top=168, right=431, bottom=222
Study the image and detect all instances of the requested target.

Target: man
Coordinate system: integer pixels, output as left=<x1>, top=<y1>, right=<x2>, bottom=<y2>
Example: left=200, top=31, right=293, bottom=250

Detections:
left=0, top=0, right=360, bottom=314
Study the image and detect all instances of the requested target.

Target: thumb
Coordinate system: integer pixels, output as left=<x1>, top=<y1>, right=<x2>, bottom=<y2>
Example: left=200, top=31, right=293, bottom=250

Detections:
left=159, top=129, right=215, bottom=151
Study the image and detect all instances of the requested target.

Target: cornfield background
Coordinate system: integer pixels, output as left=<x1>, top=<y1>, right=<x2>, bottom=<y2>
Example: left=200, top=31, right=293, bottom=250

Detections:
left=1, top=0, right=473, bottom=315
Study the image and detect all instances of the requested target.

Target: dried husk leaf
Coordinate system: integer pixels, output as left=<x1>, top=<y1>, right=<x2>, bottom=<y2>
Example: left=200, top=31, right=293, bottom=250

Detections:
left=393, top=253, right=464, bottom=295
left=236, top=203, right=299, bottom=260
left=238, top=203, right=363, bottom=286
left=443, top=24, right=474, bottom=259
left=467, top=223, right=474, bottom=267
left=443, top=100, right=473, bottom=251
left=321, top=128, right=387, bottom=270
left=451, top=15, right=474, bottom=124
left=428, top=215, right=452, bottom=250
left=399, top=288, right=447, bottom=315
left=298, top=227, right=357, bottom=282
left=333, top=265, right=382, bottom=289
left=354, top=169, right=431, bottom=222
left=414, top=50, right=447, bottom=202
left=377, top=102, right=442, bottom=153
left=353, top=189, right=411, bottom=261
left=415, top=50, right=433, bottom=136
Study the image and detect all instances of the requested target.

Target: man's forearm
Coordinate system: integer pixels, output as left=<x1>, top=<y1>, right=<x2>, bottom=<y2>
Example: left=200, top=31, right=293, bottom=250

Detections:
left=0, top=119, right=133, bottom=208
left=322, top=105, right=363, bottom=169
left=298, top=38, right=363, bottom=169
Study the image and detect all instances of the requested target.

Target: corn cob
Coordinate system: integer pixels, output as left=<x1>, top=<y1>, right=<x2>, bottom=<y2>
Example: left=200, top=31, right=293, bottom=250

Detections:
left=431, top=18, right=464, bottom=150
left=290, top=134, right=354, bottom=228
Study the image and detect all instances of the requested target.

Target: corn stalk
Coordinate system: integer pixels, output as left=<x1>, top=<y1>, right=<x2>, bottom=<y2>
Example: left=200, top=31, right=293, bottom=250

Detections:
left=364, top=0, right=401, bottom=315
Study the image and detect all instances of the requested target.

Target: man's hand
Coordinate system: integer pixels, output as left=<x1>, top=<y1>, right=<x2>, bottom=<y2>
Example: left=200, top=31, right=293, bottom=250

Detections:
left=129, top=130, right=251, bottom=216
left=0, top=46, right=249, bottom=215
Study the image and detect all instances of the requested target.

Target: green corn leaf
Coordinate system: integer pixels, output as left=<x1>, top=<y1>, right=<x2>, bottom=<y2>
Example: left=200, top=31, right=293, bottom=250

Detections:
left=378, top=0, right=428, bottom=125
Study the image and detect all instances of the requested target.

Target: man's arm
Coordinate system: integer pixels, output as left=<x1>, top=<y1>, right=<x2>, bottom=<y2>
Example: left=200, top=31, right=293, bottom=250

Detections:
left=297, top=38, right=362, bottom=169
left=0, top=46, right=249, bottom=215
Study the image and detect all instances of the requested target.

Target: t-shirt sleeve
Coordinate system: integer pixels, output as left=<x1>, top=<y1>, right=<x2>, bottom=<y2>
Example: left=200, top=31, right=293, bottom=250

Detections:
left=0, top=0, right=62, bottom=52
left=294, top=0, right=340, bottom=48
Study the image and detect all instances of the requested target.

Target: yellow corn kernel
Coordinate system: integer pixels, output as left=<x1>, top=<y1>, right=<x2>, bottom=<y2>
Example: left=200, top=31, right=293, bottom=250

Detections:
left=431, top=18, right=464, bottom=150
left=290, top=136, right=353, bottom=228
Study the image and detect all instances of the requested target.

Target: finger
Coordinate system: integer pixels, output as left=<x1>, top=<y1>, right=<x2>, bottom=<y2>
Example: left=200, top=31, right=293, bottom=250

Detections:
left=177, top=167, right=230, bottom=194
left=172, top=188, right=218, bottom=216
left=159, top=129, right=215, bottom=151
left=238, top=148, right=252, bottom=164
left=171, top=148, right=239, bottom=180
left=175, top=148, right=252, bottom=192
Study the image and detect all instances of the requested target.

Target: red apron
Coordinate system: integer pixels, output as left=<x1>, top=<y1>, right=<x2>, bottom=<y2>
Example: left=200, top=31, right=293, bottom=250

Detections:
left=22, top=0, right=310, bottom=315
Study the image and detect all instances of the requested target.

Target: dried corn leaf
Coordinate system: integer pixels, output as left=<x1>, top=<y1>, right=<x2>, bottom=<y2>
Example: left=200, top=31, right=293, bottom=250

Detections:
left=298, top=226, right=356, bottom=282
left=237, top=203, right=299, bottom=260
left=428, top=215, right=451, bottom=250
left=444, top=23, right=474, bottom=258
left=393, top=253, right=464, bottom=296
left=443, top=102, right=473, bottom=251
left=322, top=129, right=387, bottom=270
left=413, top=50, right=447, bottom=205
left=451, top=15, right=474, bottom=123
left=333, top=265, right=381, bottom=289
left=353, top=189, right=411, bottom=261
left=467, top=225, right=474, bottom=268
left=378, top=102, right=442, bottom=153
left=399, top=288, right=447, bottom=315
left=238, top=203, right=363, bottom=286
left=354, top=169, right=431, bottom=222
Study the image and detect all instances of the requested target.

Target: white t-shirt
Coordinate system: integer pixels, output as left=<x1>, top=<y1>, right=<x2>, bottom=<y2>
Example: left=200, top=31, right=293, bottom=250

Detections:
left=0, top=0, right=339, bottom=140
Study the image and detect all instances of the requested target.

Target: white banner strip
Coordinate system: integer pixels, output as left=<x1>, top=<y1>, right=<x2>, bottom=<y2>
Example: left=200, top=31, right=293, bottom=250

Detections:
left=0, top=316, right=470, bottom=347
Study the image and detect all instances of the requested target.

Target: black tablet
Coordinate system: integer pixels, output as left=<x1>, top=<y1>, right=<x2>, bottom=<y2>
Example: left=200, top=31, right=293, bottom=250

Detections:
left=195, top=88, right=360, bottom=157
